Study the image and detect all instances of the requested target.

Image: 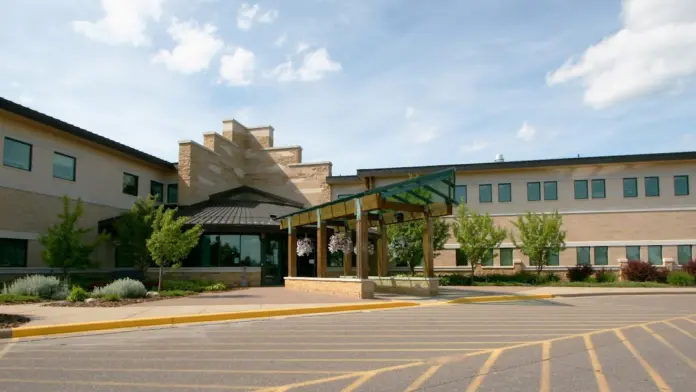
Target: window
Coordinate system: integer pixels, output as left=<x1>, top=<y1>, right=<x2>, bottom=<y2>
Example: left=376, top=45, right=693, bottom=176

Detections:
left=479, top=184, right=492, bottom=203
left=645, top=176, right=660, bottom=197
left=150, top=181, right=164, bottom=202
left=185, top=234, right=262, bottom=267
left=648, top=245, right=662, bottom=265
left=0, top=238, right=28, bottom=267
left=50, top=152, right=76, bottom=181
left=527, top=182, right=541, bottom=201
left=122, top=172, right=138, bottom=196
left=626, top=246, right=641, bottom=261
left=591, top=179, right=606, bottom=199
left=455, top=249, right=467, bottom=266
left=543, top=181, right=558, bottom=201
left=574, top=180, right=588, bottom=200
left=674, top=175, right=690, bottom=196
left=2, top=137, right=32, bottom=171
left=455, top=185, right=467, bottom=204
left=623, top=178, right=638, bottom=198
left=336, top=194, right=352, bottom=200
left=167, top=184, right=178, bottom=204
left=548, top=250, right=560, bottom=266
left=498, top=183, right=511, bottom=203
left=594, top=247, right=608, bottom=266
left=500, top=248, right=513, bottom=266
left=483, top=248, right=494, bottom=266
left=576, top=247, right=591, bottom=265
left=677, top=245, right=693, bottom=265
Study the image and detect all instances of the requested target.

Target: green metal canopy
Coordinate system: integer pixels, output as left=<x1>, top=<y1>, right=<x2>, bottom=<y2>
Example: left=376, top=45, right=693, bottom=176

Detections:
left=277, top=168, right=457, bottom=230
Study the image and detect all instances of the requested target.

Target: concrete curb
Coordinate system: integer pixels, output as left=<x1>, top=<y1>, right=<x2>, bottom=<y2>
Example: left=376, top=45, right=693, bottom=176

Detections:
left=3, top=301, right=419, bottom=340
left=552, top=291, right=696, bottom=298
left=447, top=294, right=555, bottom=304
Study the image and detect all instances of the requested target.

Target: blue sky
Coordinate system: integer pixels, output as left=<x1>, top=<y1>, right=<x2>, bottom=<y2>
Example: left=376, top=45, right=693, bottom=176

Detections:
left=2, top=0, right=695, bottom=176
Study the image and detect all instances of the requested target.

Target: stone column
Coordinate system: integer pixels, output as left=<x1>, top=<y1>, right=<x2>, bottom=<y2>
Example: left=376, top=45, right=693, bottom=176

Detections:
left=422, top=212, right=434, bottom=278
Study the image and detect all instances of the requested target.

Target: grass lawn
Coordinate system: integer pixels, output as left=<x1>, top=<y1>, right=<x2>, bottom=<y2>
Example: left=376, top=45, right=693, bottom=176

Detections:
left=0, top=294, right=43, bottom=304
left=469, top=281, right=672, bottom=288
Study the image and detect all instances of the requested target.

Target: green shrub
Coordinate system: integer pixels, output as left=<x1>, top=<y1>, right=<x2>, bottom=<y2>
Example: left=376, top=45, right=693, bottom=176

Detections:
left=0, top=294, right=42, bottom=304
left=159, top=290, right=195, bottom=297
left=92, top=278, right=146, bottom=299
left=103, top=293, right=121, bottom=302
left=537, top=272, right=561, bottom=284
left=595, top=269, right=617, bottom=283
left=2, top=275, right=68, bottom=300
left=439, top=274, right=469, bottom=286
left=567, top=265, right=594, bottom=282
left=584, top=276, right=598, bottom=283
left=160, top=280, right=226, bottom=293
left=67, top=286, right=89, bottom=302
left=204, top=282, right=227, bottom=291
left=667, top=271, right=695, bottom=286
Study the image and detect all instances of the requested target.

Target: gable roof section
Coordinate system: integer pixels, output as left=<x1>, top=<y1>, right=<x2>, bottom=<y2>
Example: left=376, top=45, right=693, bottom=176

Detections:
left=0, top=97, right=177, bottom=171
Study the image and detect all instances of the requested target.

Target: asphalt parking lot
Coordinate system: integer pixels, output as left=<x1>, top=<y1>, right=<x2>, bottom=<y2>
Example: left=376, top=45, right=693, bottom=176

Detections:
left=1, top=295, right=695, bottom=391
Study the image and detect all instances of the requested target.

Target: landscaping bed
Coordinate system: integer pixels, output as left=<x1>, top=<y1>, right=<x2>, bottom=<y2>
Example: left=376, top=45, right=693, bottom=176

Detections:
left=0, top=314, right=31, bottom=328
left=0, top=294, right=44, bottom=305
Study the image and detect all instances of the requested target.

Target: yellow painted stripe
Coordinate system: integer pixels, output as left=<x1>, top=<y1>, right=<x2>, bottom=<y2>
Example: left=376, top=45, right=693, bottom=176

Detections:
left=405, top=365, right=442, bottom=392
left=0, top=356, right=417, bottom=363
left=0, top=366, right=350, bottom=375
left=342, top=372, right=376, bottom=392
left=665, top=321, right=696, bottom=340
left=465, top=349, right=502, bottom=392
left=449, top=294, right=554, bottom=304
left=583, top=335, right=611, bottom=392
left=615, top=330, right=671, bottom=392
left=10, top=301, right=419, bottom=339
left=18, top=348, right=485, bottom=353
left=0, top=378, right=254, bottom=390
left=642, top=325, right=696, bottom=370
left=540, top=341, right=551, bottom=392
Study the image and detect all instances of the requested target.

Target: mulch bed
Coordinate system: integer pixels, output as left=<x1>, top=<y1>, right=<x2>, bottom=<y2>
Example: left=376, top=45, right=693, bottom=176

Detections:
left=0, top=314, right=31, bottom=328
left=43, top=296, right=173, bottom=307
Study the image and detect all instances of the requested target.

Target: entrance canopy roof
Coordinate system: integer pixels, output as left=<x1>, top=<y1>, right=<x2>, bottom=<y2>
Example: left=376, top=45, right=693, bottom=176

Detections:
left=277, top=168, right=456, bottom=230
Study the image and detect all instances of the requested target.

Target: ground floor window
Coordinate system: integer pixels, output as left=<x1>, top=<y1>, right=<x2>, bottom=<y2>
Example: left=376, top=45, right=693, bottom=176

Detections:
left=548, top=250, right=560, bottom=266
left=678, top=245, right=693, bottom=265
left=648, top=245, right=662, bottom=265
left=594, top=247, right=608, bottom=265
left=482, top=249, right=494, bottom=266
left=0, top=238, right=28, bottom=267
left=189, top=234, right=262, bottom=267
left=455, top=249, right=467, bottom=266
left=576, top=247, right=591, bottom=265
left=499, top=248, right=513, bottom=266
left=626, top=246, right=641, bottom=261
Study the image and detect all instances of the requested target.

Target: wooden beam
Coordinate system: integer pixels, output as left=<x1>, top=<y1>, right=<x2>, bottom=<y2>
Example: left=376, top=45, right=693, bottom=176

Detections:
left=316, top=219, right=327, bottom=278
left=287, top=226, right=297, bottom=277
left=380, top=200, right=426, bottom=214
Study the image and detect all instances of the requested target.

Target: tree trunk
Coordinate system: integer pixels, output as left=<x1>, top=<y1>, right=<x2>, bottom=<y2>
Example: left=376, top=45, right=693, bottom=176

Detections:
left=470, top=264, right=476, bottom=286
left=158, top=265, right=164, bottom=291
left=409, top=262, right=415, bottom=276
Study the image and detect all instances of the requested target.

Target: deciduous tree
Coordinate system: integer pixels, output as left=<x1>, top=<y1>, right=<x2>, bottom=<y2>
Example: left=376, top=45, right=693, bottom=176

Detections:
left=510, top=211, right=566, bottom=277
left=452, top=204, right=507, bottom=284
left=114, top=196, right=158, bottom=273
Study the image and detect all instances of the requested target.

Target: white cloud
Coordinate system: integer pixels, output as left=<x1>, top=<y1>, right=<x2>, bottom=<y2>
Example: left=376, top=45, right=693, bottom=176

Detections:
left=462, top=140, right=488, bottom=152
left=547, top=0, right=696, bottom=108
left=153, top=19, right=224, bottom=74
left=273, top=33, right=287, bottom=47
left=516, top=121, right=537, bottom=142
left=296, top=41, right=310, bottom=54
left=72, top=0, right=163, bottom=46
left=219, top=48, right=255, bottom=86
left=405, top=106, right=415, bottom=119
left=237, top=4, right=277, bottom=30
left=265, top=48, right=342, bottom=82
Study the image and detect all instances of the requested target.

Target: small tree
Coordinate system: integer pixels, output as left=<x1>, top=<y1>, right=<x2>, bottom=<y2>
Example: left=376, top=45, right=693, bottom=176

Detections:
left=39, top=196, right=108, bottom=278
left=510, top=211, right=566, bottom=277
left=387, top=218, right=449, bottom=275
left=114, top=196, right=158, bottom=273
left=452, top=203, right=507, bottom=284
left=146, top=206, right=203, bottom=291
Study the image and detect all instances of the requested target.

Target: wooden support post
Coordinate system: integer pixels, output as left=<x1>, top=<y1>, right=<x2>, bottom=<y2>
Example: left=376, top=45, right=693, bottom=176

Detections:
left=316, top=218, right=327, bottom=278
left=422, top=211, right=434, bottom=278
left=287, top=219, right=297, bottom=277
left=377, top=218, right=389, bottom=277
left=356, top=200, right=369, bottom=279
left=343, top=229, right=353, bottom=277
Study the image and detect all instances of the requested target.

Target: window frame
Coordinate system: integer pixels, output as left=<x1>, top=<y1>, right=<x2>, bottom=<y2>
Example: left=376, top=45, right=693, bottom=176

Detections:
left=574, top=180, right=589, bottom=200
left=625, top=246, right=641, bottom=261
left=594, top=246, right=608, bottom=266
left=647, top=245, right=662, bottom=265
left=543, top=181, right=558, bottom=201
left=2, top=137, right=33, bottom=171
left=674, top=175, right=690, bottom=196
left=167, top=183, right=178, bottom=204
left=51, top=152, right=77, bottom=182
left=527, top=182, right=541, bottom=202
left=547, top=250, right=560, bottom=266
left=497, top=183, right=511, bottom=203
left=644, top=176, right=660, bottom=197
left=623, top=177, right=638, bottom=198
left=500, top=248, right=513, bottom=266
left=455, top=185, right=467, bottom=204
left=479, top=184, right=493, bottom=203
left=0, top=238, right=28, bottom=268
left=122, top=172, right=139, bottom=196
left=576, top=246, right=591, bottom=265
left=677, top=245, right=692, bottom=265
left=591, top=179, right=606, bottom=199
left=150, top=180, right=164, bottom=202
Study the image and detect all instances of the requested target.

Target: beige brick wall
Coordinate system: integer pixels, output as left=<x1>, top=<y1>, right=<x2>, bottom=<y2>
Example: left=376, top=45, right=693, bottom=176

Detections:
left=284, top=277, right=374, bottom=298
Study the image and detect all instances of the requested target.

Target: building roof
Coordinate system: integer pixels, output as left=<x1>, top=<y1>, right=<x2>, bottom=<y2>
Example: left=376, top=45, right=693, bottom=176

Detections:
left=326, top=151, right=696, bottom=184
left=0, top=97, right=177, bottom=171
left=178, top=186, right=304, bottom=226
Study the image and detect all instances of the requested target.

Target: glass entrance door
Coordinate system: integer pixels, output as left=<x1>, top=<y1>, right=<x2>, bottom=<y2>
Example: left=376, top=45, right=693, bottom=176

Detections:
left=260, top=235, right=285, bottom=286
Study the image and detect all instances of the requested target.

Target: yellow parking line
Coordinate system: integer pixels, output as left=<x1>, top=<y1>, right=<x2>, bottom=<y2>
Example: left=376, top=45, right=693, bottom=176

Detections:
left=539, top=341, right=551, bottom=392
left=18, top=348, right=486, bottom=353
left=0, top=356, right=417, bottom=363
left=342, top=372, right=376, bottom=392
left=615, top=330, right=671, bottom=392
left=0, top=366, right=351, bottom=375
left=686, top=317, right=696, bottom=325
left=665, top=321, right=696, bottom=340
left=465, top=349, right=502, bottom=392
left=583, top=335, right=611, bottom=392
left=61, top=341, right=532, bottom=346
left=405, top=365, right=442, bottom=391
left=642, top=325, right=696, bottom=370
left=0, top=379, right=254, bottom=390
left=0, top=339, right=16, bottom=360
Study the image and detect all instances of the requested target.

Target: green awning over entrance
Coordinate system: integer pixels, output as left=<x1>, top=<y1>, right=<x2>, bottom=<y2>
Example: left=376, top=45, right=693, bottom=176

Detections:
left=277, top=168, right=456, bottom=230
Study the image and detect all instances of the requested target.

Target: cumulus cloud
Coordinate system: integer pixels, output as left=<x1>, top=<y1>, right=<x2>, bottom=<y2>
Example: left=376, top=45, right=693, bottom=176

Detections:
left=258, top=9, right=278, bottom=24
left=72, top=0, right=164, bottom=46
left=516, top=122, right=537, bottom=142
left=296, top=41, right=310, bottom=54
left=219, top=48, right=255, bottom=86
left=153, top=19, right=224, bottom=74
left=547, top=0, right=696, bottom=108
left=273, top=33, right=287, bottom=47
left=237, top=3, right=277, bottom=30
left=265, top=48, right=342, bottom=82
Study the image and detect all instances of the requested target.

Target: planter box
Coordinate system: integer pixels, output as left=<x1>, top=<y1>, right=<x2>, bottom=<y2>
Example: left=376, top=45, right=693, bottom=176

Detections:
left=368, top=276, right=439, bottom=296
left=284, top=277, right=375, bottom=299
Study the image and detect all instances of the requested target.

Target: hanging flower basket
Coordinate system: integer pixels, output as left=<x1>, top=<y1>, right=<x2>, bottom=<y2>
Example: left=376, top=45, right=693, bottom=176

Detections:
left=328, top=232, right=353, bottom=254
left=354, top=241, right=375, bottom=255
left=296, top=236, right=314, bottom=257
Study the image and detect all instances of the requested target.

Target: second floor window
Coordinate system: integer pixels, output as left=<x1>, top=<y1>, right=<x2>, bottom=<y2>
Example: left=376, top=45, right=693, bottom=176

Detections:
left=543, top=181, right=558, bottom=201
left=122, top=173, right=138, bottom=196
left=674, top=175, right=689, bottom=196
left=591, top=179, right=606, bottom=199
left=574, top=180, right=588, bottom=200
left=167, top=183, right=178, bottom=204
left=527, top=182, right=541, bottom=201
left=53, top=152, right=76, bottom=181
left=479, top=184, right=492, bottom=203
left=455, top=185, right=467, bottom=204
left=150, top=181, right=164, bottom=202
left=623, top=178, right=638, bottom=198
left=498, top=183, right=511, bottom=202
left=3, top=137, right=32, bottom=171
left=645, top=176, right=660, bottom=197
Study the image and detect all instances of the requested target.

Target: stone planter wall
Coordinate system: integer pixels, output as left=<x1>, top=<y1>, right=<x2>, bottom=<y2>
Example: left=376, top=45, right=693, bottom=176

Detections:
left=284, top=277, right=375, bottom=299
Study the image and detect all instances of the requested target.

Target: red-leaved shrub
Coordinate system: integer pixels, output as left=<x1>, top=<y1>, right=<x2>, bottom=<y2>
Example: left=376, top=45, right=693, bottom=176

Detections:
left=621, top=260, right=660, bottom=282
left=682, top=260, right=696, bottom=277
left=567, top=265, right=594, bottom=282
